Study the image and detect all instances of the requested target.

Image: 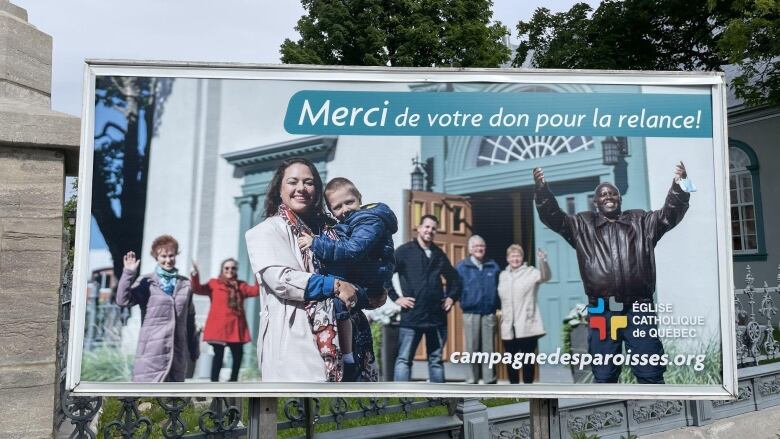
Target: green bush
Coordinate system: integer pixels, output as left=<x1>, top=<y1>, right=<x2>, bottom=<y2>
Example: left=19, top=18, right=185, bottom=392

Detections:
left=80, top=347, right=132, bottom=382
left=619, top=337, right=722, bottom=385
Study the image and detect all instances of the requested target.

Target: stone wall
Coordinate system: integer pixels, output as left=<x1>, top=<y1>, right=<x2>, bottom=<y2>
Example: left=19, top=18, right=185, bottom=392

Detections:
left=0, top=146, right=65, bottom=438
left=0, top=1, right=79, bottom=437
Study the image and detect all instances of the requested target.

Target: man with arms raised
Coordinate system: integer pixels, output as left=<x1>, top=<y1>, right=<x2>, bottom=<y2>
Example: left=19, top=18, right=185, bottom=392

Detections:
left=533, top=162, right=691, bottom=384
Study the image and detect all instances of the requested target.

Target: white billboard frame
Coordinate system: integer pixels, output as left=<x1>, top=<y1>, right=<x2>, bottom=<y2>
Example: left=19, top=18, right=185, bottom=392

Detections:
left=67, top=61, right=736, bottom=399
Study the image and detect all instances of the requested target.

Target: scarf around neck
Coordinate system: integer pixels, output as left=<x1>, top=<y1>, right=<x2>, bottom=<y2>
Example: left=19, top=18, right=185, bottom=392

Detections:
left=277, top=203, right=343, bottom=382
left=276, top=204, right=337, bottom=274
left=219, top=274, right=241, bottom=311
left=155, top=265, right=178, bottom=295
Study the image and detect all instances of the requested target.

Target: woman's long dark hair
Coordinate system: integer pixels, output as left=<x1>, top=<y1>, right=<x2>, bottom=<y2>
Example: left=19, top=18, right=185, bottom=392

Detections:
left=263, top=157, right=328, bottom=222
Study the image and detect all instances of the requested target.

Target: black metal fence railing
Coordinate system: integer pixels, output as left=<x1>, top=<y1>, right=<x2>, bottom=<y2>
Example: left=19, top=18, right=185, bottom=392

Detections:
left=735, top=265, right=780, bottom=367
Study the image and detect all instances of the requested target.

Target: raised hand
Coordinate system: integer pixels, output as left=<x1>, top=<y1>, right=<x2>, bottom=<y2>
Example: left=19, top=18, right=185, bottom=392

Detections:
left=536, top=249, right=547, bottom=261
left=674, top=161, right=687, bottom=182
left=191, top=260, right=199, bottom=278
left=533, top=167, right=546, bottom=187
left=123, top=251, right=140, bottom=273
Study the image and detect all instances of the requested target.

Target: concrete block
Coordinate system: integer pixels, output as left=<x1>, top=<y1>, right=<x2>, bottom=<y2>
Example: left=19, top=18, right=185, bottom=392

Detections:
left=0, top=361, right=55, bottom=392
left=0, top=289, right=59, bottom=366
left=560, top=400, right=629, bottom=439
left=0, top=364, right=56, bottom=439
left=0, top=245, right=62, bottom=293
left=0, top=217, right=61, bottom=251
left=0, top=10, right=52, bottom=97
left=0, top=103, right=80, bottom=151
left=0, top=79, right=48, bottom=105
left=627, top=400, right=688, bottom=437
left=710, top=379, right=756, bottom=420
left=0, top=2, right=27, bottom=21
left=753, top=372, right=780, bottom=410
left=0, top=146, right=64, bottom=219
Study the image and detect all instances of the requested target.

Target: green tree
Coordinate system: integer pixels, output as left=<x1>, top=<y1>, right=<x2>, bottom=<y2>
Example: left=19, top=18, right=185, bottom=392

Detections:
left=715, top=0, right=780, bottom=105
left=514, top=0, right=730, bottom=71
left=514, top=0, right=780, bottom=106
left=280, top=0, right=510, bottom=67
left=92, top=77, right=173, bottom=281
left=64, top=179, right=78, bottom=263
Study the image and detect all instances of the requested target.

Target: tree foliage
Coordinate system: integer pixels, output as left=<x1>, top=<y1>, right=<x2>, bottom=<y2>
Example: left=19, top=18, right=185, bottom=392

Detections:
left=280, top=0, right=511, bottom=67
left=92, top=77, right=173, bottom=281
left=514, top=0, right=730, bottom=71
left=514, top=0, right=779, bottom=106
left=715, top=0, right=780, bottom=105
left=64, top=178, right=78, bottom=263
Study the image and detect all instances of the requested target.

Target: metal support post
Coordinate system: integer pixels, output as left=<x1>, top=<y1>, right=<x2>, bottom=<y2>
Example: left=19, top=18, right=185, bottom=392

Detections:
left=530, top=398, right=557, bottom=439
left=248, top=397, right=277, bottom=438
left=455, top=397, right=489, bottom=439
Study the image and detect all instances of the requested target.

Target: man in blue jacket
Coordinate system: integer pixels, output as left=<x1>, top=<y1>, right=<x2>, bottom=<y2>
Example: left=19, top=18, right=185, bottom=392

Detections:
left=456, top=235, right=501, bottom=384
left=389, top=214, right=462, bottom=382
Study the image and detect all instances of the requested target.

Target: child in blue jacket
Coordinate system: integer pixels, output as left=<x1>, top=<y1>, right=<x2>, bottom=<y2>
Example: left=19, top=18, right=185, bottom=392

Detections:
left=298, top=177, right=397, bottom=380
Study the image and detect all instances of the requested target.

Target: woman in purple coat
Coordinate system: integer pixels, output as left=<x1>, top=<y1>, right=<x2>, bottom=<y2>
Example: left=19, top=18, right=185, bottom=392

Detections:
left=116, top=235, right=196, bottom=383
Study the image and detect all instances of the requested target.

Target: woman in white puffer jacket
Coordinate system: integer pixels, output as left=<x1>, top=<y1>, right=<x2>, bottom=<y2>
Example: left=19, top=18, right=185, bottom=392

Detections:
left=497, top=244, right=551, bottom=384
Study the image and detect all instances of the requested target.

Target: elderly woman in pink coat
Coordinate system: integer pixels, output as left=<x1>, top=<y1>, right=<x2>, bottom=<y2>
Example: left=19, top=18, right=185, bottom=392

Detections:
left=497, top=244, right=551, bottom=384
left=245, top=157, right=359, bottom=382
left=116, top=235, right=195, bottom=383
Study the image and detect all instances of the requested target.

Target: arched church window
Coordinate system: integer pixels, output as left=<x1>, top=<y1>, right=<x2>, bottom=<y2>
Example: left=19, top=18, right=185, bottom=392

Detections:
left=476, top=135, right=595, bottom=166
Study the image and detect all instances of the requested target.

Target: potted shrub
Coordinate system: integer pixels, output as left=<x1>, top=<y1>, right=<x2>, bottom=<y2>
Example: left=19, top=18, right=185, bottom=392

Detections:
left=562, top=304, right=591, bottom=383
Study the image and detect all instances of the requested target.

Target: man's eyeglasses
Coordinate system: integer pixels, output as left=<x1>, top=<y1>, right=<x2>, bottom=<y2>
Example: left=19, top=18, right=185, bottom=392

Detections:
left=224, top=267, right=237, bottom=271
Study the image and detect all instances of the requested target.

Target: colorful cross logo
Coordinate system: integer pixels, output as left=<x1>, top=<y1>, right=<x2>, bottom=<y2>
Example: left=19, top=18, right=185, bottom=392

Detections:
left=587, top=297, right=628, bottom=340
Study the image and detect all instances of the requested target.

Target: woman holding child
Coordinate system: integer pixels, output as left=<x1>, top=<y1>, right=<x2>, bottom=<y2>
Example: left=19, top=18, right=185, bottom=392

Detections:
left=245, top=158, right=362, bottom=382
left=298, top=177, right=396, bottom=382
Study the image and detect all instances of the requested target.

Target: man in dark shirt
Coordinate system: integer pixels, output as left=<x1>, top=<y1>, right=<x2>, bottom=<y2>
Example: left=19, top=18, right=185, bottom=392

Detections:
left=389, top=214, right=462, bottom=382
left=534, top=162, right=691, bottom=383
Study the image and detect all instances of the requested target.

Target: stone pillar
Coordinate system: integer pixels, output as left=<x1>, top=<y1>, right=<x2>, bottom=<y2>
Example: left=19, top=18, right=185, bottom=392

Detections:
left=235, top=194, right=258, bottom=339
left=0, top=1, right=80, bottom=438
left=455, top=398, right=490, bottom=439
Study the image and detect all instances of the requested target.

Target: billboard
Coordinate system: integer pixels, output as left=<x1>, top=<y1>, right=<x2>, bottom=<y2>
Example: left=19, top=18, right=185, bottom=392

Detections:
left=68, top=62, right=736, bottom=399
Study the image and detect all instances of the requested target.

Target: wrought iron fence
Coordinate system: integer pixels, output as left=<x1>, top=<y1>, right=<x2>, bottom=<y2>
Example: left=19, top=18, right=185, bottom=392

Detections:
left=734, top=265, right=780, bottom=367
left=58, top=395, right=459, bottom=438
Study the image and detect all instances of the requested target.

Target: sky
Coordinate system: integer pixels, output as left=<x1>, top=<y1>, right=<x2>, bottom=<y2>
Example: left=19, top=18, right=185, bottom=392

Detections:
left=16, top=0, right=590, bottom=236
left=15, top=0, right=589, bottom=117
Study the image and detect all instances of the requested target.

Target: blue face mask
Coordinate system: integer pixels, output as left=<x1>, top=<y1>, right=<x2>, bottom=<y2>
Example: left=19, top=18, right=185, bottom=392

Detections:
left=677, top=177, right=698, bottom=193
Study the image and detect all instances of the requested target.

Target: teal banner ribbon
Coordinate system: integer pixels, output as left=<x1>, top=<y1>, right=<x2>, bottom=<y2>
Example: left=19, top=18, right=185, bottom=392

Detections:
left=284, top=90, right=713, bottom=137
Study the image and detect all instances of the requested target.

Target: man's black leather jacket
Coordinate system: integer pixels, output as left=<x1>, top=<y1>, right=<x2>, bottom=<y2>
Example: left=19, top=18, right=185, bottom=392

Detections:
left=535, top=182, right=690, bottom=303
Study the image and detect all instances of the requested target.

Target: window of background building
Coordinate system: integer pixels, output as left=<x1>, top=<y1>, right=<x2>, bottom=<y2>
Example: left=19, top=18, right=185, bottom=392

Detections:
left=729, top=143, right=764, bottom=256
